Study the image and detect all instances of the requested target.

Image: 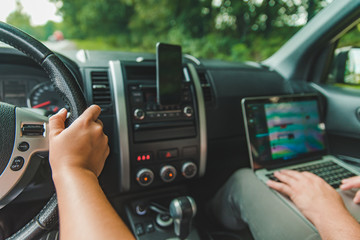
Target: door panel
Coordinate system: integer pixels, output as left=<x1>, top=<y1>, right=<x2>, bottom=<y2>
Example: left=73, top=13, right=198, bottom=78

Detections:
left=312, top=83, right=360, bottom=159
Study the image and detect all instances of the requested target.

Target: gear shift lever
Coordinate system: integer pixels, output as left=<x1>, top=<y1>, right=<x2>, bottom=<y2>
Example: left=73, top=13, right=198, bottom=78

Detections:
left=169, top=196, right=197, bottom=240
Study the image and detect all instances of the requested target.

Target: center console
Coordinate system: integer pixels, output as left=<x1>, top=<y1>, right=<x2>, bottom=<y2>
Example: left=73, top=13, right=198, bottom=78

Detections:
left=109, top=57, right=207, bottom=192
left=127, top=65, right=199, bottom=190
left=108, top=44, right=207, bottom=239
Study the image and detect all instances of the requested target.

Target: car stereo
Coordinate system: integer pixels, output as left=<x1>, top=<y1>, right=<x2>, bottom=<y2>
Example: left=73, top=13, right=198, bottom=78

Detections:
left=129, top=83, right=195, bottom=143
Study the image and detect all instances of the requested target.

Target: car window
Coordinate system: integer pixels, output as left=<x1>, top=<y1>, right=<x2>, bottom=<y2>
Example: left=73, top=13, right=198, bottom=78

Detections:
left=2, top=0, right=334, bottom=62
left=327, top=24, right=360, bottom=89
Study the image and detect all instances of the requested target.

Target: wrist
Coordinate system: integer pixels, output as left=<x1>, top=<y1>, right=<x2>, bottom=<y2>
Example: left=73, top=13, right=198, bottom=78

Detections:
left=52, top=165, right=98, bottom=185
left=309, top=204, right=350, bottom=227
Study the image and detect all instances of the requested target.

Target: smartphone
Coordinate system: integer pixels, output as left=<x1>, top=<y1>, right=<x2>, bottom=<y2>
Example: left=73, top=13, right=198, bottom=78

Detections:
left=156, top=43, right=183, bottom=106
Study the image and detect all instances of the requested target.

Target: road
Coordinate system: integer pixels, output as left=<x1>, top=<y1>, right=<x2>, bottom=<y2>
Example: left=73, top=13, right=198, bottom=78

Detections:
left=43, top=40, right=78, bottom=51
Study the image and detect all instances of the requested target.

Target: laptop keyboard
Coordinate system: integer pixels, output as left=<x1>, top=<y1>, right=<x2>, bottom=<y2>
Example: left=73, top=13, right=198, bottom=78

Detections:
left=266, top=161, right=356, bottom=189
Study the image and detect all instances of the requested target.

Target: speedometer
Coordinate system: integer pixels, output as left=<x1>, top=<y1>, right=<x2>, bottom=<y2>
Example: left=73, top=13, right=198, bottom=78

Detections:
left=27, top=82, right=67, bottom=114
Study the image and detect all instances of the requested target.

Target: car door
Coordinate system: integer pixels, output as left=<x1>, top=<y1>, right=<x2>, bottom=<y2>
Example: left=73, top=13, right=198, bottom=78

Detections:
left=263, top=0, right=360, bottom=164
left=313, top=24, right=360, bottom=163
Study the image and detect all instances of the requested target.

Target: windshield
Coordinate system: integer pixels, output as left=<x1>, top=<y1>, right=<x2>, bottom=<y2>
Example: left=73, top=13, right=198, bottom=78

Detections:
left=1, top=0, right=333, bottom=62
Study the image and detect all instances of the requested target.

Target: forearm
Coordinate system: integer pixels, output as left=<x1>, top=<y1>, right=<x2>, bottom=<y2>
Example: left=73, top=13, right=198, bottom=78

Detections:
left=311, top=207, right=360, bottom=240
left=53, top=170, right=135, bottom=240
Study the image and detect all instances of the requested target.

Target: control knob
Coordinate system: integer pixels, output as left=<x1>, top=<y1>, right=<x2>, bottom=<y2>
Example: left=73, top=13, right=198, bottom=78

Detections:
left=183, top=106, right=193, bottom=117
left=160, top=165, right=177, bottom=183
left=134, top=108, right=145, bottom=120
left=136, top=168, right=154, bottom=186
left=181, top=162, right=197, bottom=179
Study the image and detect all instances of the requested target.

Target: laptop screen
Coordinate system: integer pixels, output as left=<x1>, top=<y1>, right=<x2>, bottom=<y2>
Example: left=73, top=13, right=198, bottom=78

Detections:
left=242, top=94, right=327, bottom=170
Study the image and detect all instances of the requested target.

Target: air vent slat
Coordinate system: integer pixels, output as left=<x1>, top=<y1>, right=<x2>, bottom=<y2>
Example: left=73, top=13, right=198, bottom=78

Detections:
left=91, top=71, right=112, bottom=111
left=197, top=71, right=213, bottom=103
left=93, top=96, right=111, bottom=100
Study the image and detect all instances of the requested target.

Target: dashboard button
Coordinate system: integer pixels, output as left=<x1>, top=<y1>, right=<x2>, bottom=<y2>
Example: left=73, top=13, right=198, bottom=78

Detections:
left=129, top=85, right=139, bottom=91
left=18, top=142, right=30, bottom=152
left=145, top=222, right=155, bottom=233
left=136, top=168, right=154, bottom=186
left=131, top=91, right=143, bottom=104
left=183, top=106, right=193, bottom=117
left=10, top=157, right=24, bottom=171
left=135, top=223, right=144, bottom=236
left=134, top=109, right=145, bottom=120
left=182, top=162, right=197, bottom=179
left=160, top=165, right=177, bottom=182
left=159, top=149, right=178, bottom=160
left=147, top=112, right=155, bottom=118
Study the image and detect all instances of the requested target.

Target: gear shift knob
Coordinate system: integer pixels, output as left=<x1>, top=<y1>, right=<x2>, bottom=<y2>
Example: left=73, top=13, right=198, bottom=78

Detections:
left=169, top=196, right=197, bottom=239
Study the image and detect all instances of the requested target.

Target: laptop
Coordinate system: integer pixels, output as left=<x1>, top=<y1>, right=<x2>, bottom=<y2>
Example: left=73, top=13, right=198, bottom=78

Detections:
left=242, top=93, right=360, bottom=227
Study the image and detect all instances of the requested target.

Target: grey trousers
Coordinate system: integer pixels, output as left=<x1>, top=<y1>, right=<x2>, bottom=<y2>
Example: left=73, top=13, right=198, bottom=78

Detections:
left=210, top=168, right=321, bottom=240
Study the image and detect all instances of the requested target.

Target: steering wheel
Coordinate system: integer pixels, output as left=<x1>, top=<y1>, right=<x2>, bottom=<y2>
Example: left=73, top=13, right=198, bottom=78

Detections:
left=0, top=22, right=87, bottom=239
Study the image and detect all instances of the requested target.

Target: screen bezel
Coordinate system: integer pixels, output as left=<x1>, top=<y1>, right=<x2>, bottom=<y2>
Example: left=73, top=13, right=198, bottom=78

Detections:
left=156, top=43, right=183, bottom=106
left=242, top=94, right=329, bottom=170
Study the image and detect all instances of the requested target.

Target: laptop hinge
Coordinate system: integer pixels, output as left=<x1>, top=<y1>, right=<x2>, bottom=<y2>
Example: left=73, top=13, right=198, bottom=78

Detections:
left=265, top=156, right=324, bottom=171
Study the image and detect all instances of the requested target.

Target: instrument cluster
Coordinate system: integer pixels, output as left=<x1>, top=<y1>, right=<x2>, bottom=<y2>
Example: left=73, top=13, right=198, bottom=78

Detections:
left=0, top=77, right=66, bottom=116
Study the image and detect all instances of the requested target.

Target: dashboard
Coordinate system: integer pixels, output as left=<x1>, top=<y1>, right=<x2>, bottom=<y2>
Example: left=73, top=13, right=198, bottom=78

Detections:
left=0, top=47, right=300, bottom=198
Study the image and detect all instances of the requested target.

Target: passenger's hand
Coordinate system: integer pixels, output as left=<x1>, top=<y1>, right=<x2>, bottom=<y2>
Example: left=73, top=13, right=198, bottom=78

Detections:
left=49, top=105, right=110, bottom=179
left=340, top=176, right=360, bottom=203
left=267, top=170, right=347, bottom=226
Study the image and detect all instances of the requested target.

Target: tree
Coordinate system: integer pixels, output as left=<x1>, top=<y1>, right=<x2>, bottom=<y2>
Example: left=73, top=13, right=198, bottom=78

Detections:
left=6, top=1, right=33, bottom=35
left=49, top=0, right=334, bottom=61
left=51, top=0, right=134, bottom=38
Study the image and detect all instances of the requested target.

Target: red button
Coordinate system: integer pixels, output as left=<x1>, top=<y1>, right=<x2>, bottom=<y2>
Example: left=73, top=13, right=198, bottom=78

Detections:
left=159, top=149, right=178, bottom=160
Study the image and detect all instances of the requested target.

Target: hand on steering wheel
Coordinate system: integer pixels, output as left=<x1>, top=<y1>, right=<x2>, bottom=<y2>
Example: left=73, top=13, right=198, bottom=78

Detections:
left=49, top=105, right=109, bottom=179
left=0, top=21, right=87, bottom=240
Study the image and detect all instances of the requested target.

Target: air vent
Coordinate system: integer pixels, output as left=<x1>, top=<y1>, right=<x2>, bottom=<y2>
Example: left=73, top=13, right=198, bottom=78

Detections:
left=91, top=71, right=112, bottom=110
left=197, top=71, right=213, bottom=103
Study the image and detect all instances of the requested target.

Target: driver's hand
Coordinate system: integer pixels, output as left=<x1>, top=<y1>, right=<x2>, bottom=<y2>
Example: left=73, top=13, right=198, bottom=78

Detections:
left=49, top=105, right=110, bottom=178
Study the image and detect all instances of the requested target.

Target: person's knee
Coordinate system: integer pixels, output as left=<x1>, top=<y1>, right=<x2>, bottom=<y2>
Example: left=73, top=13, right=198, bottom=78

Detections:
left=235, top=168, right=252, bottom=176
left=229, top=168, right=253, bottom=185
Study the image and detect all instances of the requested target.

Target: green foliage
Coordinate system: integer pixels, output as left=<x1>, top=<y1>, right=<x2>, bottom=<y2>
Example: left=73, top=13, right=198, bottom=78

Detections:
left=51, top=0, right=133, bottom=38
left=5, top=0, right=339, bottom=62
left=338, top=24, right=360, bottom=48
left=53, top=0, right=334, bottom=61
left=6, top=2, right=34, bottom=38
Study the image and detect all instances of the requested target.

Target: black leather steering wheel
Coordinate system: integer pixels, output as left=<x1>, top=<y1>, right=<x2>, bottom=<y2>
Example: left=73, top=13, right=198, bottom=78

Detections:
left=0, top=22, right=87, bottom=239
